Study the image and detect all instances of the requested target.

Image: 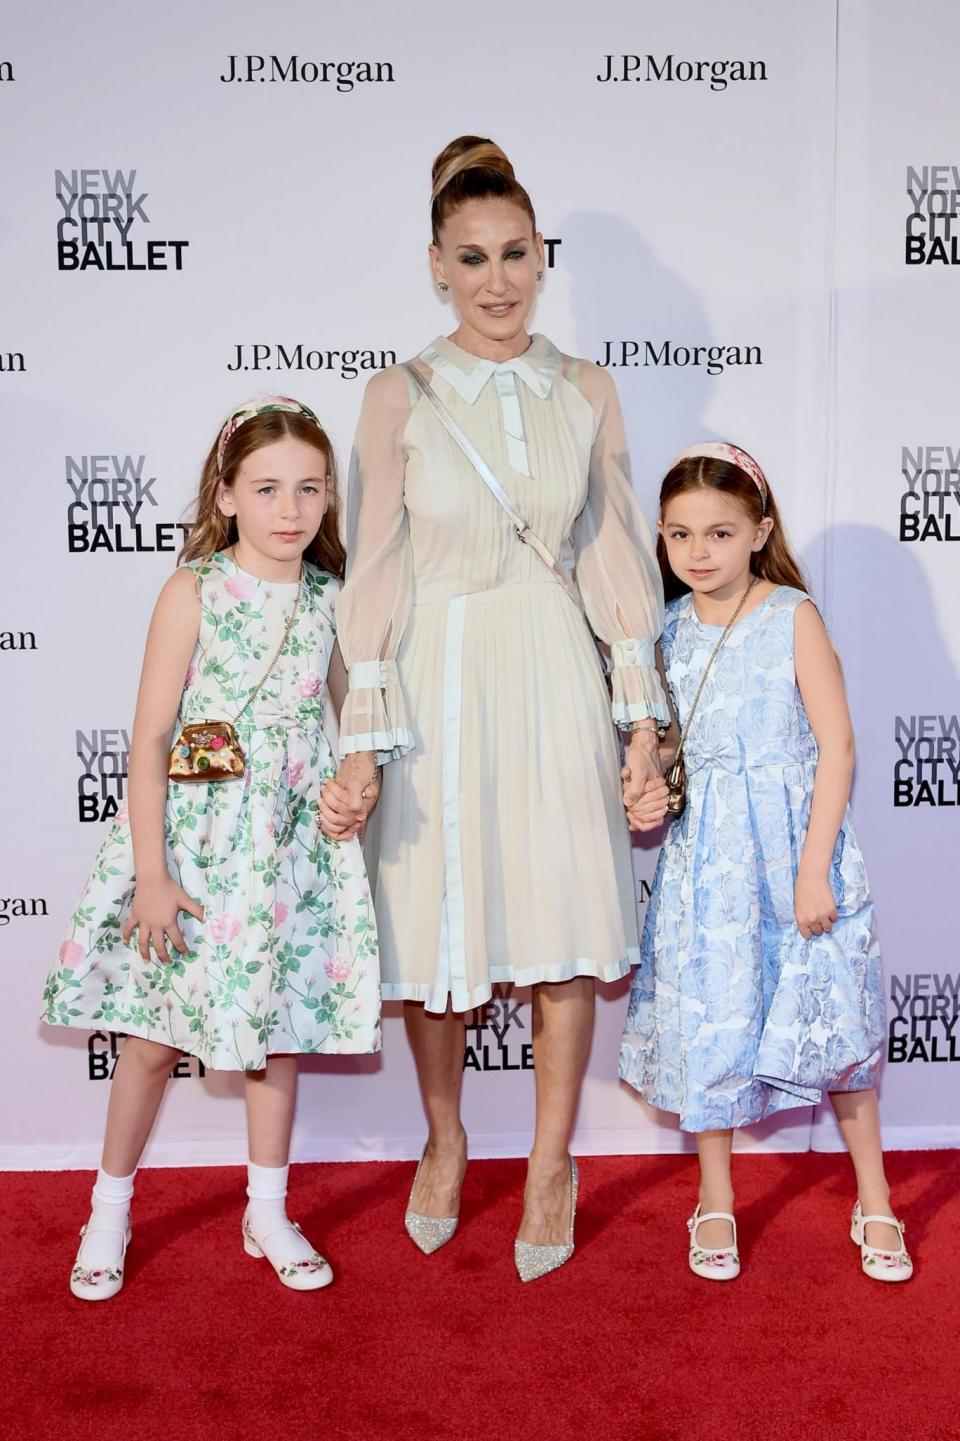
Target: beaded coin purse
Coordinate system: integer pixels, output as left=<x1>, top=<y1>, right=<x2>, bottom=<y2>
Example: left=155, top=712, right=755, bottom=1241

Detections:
left=168, top=721, right=246, bottom=783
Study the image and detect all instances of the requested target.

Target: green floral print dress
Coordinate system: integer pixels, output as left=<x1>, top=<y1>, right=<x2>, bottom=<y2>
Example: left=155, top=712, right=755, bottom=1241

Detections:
left=42, top=552, right=381, bottom=1069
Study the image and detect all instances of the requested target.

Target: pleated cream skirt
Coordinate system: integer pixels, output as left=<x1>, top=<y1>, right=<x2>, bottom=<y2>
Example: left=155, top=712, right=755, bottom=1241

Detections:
left=364, top=578, right=639, bottom=1012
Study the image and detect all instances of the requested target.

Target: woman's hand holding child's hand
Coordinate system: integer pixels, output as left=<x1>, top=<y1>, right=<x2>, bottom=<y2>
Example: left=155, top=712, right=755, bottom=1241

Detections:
left=622, top=731, right=669, bottom=832
left=794, top=870, right=839, bottom=938
left=122, top=875, right=205, bottom=964
left=625, top=775, right=671, bottom=832
left=318, top=754, right=381, bottom=842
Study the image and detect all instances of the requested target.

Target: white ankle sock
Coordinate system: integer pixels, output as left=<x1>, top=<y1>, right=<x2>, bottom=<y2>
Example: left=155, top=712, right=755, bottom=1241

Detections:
left=79, top=1167, right=135, bottom=1270
left=246, top=1161, right=314, bottom=1264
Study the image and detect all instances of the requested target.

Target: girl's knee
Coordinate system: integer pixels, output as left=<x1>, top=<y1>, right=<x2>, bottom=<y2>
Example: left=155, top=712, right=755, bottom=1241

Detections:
left=123, top=1037, right=183, bottom=1074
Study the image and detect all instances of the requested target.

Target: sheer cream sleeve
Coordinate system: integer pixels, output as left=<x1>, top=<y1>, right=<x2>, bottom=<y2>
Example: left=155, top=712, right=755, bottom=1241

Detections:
left=572, top=362, right=668, bottom=728
left=336, top=368, right=415, bottom=764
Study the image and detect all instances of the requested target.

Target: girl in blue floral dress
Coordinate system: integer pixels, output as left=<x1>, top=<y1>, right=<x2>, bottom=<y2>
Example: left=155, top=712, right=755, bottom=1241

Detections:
left=619, top=443, right=911, bottom=1285
left=42, top=397, right=381, bottom=1301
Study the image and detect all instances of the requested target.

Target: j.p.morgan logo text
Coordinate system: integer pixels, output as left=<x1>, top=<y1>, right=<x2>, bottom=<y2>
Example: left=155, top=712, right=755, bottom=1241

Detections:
left=889, top=974, right=960, bottom=1063
left=66, top=454, right=188, bottom=554
left=228, top=344, right=396, bottom=379
left=598, top=54, right=766, bottom=88
left=221, top=55, right=394, bottom=88
left=599, top=340, right=762, bottom=375
left=906, top=166, right=960, bottom=266
left=894, top=715, right=960, bottom=807
left=900, top=446, right=960, bottom=542
left=55, top=169, right=188, bottom=272
left=463, top=986, right=533, bottom=1072
left=77, top=729, right=128, bottom=823
left=0, top=629, right=35, bottom=652
left=0, top=895, right=47, bottom=925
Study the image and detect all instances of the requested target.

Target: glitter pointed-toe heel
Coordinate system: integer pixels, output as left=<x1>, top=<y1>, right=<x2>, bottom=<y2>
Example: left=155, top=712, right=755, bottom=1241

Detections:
left=404, top=1148, right=461, bottom=1255
left=514, top=1155, right=578, bottom=1283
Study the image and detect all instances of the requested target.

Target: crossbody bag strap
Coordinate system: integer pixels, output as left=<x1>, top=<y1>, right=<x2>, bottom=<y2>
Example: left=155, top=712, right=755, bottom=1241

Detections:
left=403, top=361, right=583, bottom=613
left=674, top=575, right=760, bottom=762
left=231, top=567, right=303, bottom=725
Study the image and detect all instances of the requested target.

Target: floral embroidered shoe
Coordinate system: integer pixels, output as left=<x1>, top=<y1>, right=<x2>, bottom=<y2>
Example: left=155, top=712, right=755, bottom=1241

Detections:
left=687, top=1205, right=740, bottom=1281
left=850, top=1202, right=913, bottom=1283
left=69, top=1221, right=131, bottom=1301
left=242, top=1211, right=333, bottom=1291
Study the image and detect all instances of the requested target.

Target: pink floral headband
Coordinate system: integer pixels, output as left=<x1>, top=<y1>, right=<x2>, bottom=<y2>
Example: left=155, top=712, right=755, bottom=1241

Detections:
left=671, top=442, right=768, bottom=514
left=217, top=395, right=322, bottom=470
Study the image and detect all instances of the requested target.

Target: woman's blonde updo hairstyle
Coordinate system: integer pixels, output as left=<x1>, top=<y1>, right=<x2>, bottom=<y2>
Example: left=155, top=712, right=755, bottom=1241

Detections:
left=430, top=135, right=536, bottom=243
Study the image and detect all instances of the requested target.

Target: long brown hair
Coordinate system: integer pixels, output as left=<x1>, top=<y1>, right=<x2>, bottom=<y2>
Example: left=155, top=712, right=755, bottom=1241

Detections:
left=179, top=409, right=346, bottom=578
left=431, top=135, right=536, bottom=243
left=657, top=454, right=807, bottom=602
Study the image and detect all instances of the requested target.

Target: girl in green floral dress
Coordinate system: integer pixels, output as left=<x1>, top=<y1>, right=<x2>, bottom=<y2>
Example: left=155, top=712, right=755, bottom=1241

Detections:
left=42, top=397, right=381, bottom=1300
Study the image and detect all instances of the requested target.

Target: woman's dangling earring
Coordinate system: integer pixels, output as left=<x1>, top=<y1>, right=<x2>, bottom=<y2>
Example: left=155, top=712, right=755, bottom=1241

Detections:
left=537, top=271, right=544, bottom=281
left=438, top=283, right=449, bottom=292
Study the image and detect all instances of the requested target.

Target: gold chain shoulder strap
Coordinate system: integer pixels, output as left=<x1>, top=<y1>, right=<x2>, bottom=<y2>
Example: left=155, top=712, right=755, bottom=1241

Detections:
left=231, top=565, right=304, bottom=725
left=673, top=575, right=760, bottom=765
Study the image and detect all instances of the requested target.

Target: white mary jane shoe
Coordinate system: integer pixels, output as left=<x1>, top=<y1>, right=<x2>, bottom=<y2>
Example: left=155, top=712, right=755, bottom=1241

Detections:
left=70, top=1222, right=131, bottom=1301
left=687, top=1204, right=740, bottom=1282
left=850, top=1202, right=913, bottom=1283
left=242, top=1210, right=333, bottom=1291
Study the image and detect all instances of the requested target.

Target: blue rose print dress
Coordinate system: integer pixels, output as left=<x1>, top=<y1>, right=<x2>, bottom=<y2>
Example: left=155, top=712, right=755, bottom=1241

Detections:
left=619, top=586, right=884, bottom=1131
left=42, top=552, right=381, bottom=1070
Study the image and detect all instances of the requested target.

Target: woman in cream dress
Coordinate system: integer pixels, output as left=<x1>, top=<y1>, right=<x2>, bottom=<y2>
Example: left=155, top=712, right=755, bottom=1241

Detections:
left=320, top=137, right=667, bottom=1279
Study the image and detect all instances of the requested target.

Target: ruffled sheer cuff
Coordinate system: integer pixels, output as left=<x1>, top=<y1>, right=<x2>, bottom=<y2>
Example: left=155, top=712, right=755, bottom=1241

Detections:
left=339, top=659, right=415, bottom=764
left=609, top=638, right=670, bottom=730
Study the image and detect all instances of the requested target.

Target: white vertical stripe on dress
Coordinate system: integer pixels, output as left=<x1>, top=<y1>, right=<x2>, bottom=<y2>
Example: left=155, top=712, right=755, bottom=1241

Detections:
left=427, top=594, right=469, bottom=1013
left=494, top=370, right=530, bottom=476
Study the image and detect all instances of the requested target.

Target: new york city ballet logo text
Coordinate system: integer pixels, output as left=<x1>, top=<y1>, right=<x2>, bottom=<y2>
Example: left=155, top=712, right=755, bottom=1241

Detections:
left=464, top=986, right=533, bottom=1073
left=905, top=166, right=960, bottom=266
left=55, top=169, right=188, bottom=272
left=597, top=54, right=766, bottom=89
left=889, top=974, right=960, bottom=1063
left=66, top=453, right=188, bottom=554
left=220, top=55, right=394, bottom=88
left=893, top=715, right=960, bottom=808
left=77, top=729, right=128, bottom=823
left=88, top=1032, right=206, bottom=1081
left=900, top=446, right=960, bottom=542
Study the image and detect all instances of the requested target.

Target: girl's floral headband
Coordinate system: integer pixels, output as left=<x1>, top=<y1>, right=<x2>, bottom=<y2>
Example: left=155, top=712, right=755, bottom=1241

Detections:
left=672, top=442, right=769, bottom=514
left=217, top=395, right=322, bottom=470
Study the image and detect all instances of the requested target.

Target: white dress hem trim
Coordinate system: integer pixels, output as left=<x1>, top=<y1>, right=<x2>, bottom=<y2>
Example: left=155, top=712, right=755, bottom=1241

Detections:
left=383, top=951, right=639, bottom=1014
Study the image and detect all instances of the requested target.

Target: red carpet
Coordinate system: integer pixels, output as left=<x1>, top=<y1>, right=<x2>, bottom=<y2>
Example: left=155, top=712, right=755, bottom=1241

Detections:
left=4, top=1151, right=958, bottom=1441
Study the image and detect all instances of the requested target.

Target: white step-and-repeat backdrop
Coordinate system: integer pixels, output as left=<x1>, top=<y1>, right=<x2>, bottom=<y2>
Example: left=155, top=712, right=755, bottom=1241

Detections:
left=1, top=0, right=956, bottom=1167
